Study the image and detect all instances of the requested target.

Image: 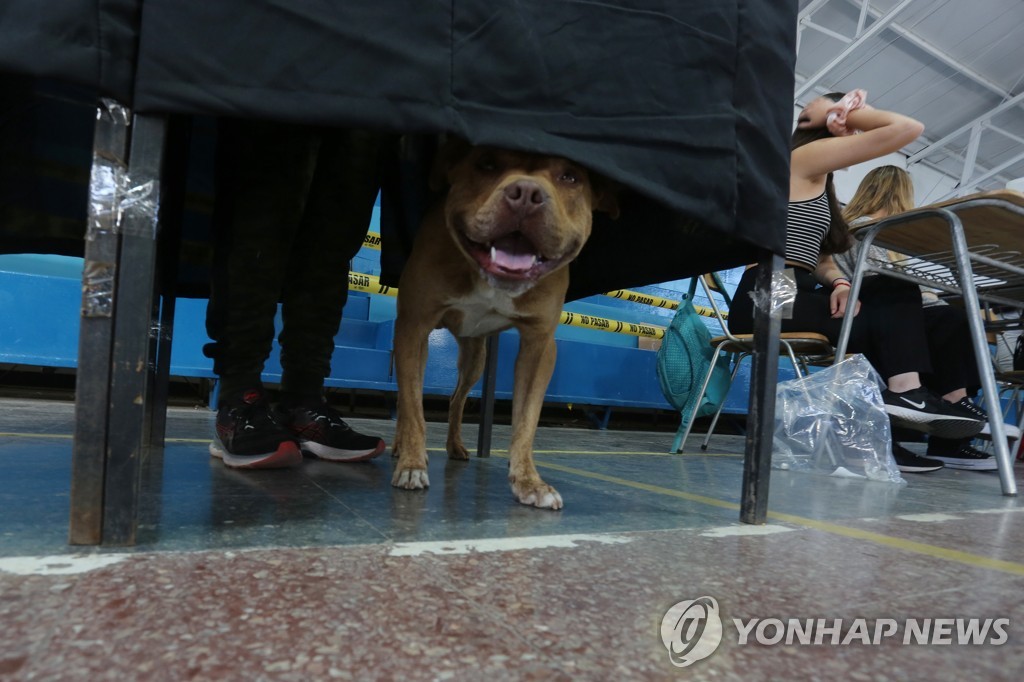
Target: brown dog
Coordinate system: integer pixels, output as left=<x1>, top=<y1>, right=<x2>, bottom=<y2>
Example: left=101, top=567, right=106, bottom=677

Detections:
left=391, top=143, right=617, bottom=509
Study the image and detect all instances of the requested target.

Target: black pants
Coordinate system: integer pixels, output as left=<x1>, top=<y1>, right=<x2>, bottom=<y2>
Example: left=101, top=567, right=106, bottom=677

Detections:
left=204, top=121, right=389, bottom=405
left=920, top=304, right=979, bottom=396
left=729, top=267, right=933, bottom=382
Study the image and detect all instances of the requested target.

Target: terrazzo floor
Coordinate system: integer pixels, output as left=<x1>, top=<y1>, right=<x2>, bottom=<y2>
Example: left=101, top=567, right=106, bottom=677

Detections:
left=1, top=397, right=1023, bottom=681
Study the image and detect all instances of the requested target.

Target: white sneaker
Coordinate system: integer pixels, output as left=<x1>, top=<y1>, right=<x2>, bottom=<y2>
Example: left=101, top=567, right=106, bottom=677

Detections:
left=978, top=422, right=1022, bottom=440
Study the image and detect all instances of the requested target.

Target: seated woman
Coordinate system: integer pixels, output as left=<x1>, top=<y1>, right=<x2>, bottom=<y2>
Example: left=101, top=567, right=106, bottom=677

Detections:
left=835, top=165, right=1004, bottom=471
left=728, top=91, right=983, bottom=474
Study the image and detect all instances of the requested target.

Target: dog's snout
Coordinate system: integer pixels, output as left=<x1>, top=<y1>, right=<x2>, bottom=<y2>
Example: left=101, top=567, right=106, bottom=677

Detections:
left=503, top=180, right=545, bottom=213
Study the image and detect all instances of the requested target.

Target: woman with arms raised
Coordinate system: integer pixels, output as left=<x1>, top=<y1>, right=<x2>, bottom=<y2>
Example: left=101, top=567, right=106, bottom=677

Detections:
left=729, top=91, right=983, bottom=473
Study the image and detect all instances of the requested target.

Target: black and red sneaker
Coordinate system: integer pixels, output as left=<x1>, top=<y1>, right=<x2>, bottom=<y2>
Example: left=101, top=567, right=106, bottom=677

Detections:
left=275, top=399, right=385, bottom=462
left=209, top=389, right=302, bottom=469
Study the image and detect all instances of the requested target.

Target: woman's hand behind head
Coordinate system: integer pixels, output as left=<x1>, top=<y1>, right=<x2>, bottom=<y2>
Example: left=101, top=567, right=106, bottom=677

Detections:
left=796, top=95, right=840, bottom=130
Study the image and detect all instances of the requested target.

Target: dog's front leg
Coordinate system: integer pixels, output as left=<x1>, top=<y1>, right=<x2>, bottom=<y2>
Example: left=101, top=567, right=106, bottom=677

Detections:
left=508, top=329, right=563, bottom=510
left=392, top=314, right=432, bottom=490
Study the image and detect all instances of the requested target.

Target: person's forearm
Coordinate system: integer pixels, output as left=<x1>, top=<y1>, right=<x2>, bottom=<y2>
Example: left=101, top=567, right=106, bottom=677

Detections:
left=814, top=257, right=848, bottom=288
left=845, top=108, right=923, bottom=136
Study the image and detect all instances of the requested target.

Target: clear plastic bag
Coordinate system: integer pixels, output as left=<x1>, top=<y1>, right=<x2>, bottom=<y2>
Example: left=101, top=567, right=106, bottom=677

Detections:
left=772, top=354, right=904, bottom=484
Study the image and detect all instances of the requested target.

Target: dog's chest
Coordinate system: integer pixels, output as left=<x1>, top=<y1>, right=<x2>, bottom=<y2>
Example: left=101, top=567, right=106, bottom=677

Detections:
left=445, top=286, right=521, bottom=338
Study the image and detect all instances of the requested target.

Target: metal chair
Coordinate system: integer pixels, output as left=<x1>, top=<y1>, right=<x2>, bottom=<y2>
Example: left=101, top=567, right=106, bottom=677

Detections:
left=673, top=272, right=835, bottom=453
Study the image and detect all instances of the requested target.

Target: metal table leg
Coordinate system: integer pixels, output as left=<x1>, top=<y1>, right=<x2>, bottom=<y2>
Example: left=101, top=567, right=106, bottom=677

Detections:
left=740, top=252, right=783, bottom=524
left=946, top=211, right=1018, bottom=496
left=69, top=100, right=131, bottom=545
left=143, top=117, right=189, bottom=450
left=836, top=206, right=1017, bottom=496
left=102, top=113, right=170, bottom=544
left=476, top=333, right=500, bottom=458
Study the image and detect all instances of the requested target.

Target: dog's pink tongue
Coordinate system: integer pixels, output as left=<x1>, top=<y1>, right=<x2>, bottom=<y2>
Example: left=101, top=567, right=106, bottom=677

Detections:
left=491, top=233, right=537, bottom=272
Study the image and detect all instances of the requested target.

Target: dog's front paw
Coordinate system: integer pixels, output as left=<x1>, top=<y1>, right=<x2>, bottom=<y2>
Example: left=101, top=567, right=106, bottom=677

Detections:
left=392, top=467, right=430, bottom=489
left=511, top=480, right=563, bottom=510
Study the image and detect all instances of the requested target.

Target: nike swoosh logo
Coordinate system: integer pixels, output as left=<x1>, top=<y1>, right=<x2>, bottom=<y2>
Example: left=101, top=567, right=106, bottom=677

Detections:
left=899, top=397, right=926, bottom=409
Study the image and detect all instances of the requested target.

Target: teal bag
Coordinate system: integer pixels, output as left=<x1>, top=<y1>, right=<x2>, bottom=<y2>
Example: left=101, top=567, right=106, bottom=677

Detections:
left=656, top=278, right=732, bottom=427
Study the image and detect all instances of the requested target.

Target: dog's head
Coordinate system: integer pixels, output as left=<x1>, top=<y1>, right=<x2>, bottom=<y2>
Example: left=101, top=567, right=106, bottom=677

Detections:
left=432, top=141, right=619, bottom=290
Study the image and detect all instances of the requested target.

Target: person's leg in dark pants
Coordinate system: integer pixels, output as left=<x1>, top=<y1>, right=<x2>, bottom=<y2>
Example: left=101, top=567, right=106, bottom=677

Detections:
left=205, top=123, right=389, bottom=466
left=204, top=120, right=320, bottom=468
left=271, top=129, right=389, bottom=462
left=732, top=269, right=933, bottom=379
left=919, top=304, right=979, bottom=398
left=276, top=129, right=386, bottom=402
left=205, top=120, right=320, bottom=402
left=919, top=304, right=999, bottom=470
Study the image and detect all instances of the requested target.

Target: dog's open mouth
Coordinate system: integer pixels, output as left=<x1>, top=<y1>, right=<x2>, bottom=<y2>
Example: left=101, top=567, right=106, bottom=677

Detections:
left=458, top=231, right=561, bottom=281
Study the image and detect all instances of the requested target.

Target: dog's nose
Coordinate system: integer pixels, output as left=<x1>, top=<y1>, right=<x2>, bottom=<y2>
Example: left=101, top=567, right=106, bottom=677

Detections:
left=503, top=180, right=545, bottom=213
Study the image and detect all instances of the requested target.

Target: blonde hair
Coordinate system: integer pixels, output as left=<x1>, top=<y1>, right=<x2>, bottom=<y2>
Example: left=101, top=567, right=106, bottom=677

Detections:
left=841, top=165, right=915, bottom=222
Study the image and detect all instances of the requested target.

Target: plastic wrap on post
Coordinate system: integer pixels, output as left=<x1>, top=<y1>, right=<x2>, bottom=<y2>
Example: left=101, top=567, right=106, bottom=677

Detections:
left=87, top=162, right=159, bottom=243
left=772, top=354, right=905, bottom=484
left=747, top=267, right=796, bottom=319
left=82, top=261, right=116, bottom=317
left=87, top=158, right=124, bottom=241
left=99, top=98, right=131, bottom=128
left=86, top=100, right=131, bottom=242
left=117, top=177, right=160, bottom=239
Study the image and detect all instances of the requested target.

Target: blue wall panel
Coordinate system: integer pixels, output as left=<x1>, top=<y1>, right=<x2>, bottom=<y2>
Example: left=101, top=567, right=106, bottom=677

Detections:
left=0, top=255, right=750, bottom=414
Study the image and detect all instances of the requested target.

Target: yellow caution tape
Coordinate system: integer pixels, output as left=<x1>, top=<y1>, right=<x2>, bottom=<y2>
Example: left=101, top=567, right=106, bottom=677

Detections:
left=363, top=232, right=382, bottom=250
left=559, top=311, right=665, bottom=339
left=604, top=288, right=679, bottom=310
left=603, top=288, right=725, bottom=320
left=348, top=271, right=666, bottom=338
left=348, top=272, right=396, bottom=297
left=347, top=271, right=665, bottom=338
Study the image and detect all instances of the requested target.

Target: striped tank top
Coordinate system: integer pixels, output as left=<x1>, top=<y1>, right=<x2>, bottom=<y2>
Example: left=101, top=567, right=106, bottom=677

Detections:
left=785, top=190, right=830, bottom=271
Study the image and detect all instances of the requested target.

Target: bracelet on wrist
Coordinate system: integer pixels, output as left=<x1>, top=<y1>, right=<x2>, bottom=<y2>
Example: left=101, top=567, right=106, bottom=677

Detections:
left=832, top=279, right=851, bottom=289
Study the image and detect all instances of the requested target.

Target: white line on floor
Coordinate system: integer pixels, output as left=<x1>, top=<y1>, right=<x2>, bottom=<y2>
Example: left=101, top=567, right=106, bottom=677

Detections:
left=0, top=554, right=130, bottom=576
left=699, top=524, right=797, bottom=538
left=896, top=513, right=964, bottom=523
left=388, top=533, right=633, bottom=557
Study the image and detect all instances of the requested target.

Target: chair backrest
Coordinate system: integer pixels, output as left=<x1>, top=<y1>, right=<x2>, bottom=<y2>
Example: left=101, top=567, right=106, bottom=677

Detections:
left=656, top=275, right=732, bottom=419
left=697, top=271, right=738, bottom=341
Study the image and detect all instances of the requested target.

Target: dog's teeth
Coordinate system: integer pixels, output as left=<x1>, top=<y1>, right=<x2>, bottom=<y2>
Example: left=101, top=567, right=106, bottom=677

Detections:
left=529, top=255, right=537, bottom=267
left=490, top=246, right=497, bottom=262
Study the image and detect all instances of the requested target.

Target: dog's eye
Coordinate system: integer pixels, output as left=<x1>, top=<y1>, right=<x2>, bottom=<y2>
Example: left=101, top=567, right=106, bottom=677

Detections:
left=559, top=171, right=579, bottom=184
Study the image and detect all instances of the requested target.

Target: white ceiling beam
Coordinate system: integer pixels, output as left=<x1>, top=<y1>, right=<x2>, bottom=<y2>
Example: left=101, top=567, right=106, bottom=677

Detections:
left=835, top=1, right=1024, bottom=187
left=967, top=150, right=1024, bottom=188
left=856, top=0, right=871, bottom=35
left=799, top=0, right=836, bottom=21
left=986, top=123, right=1024, bottom=148
left=958, top=124, right=983, bottom=189
left=907, top=91, right=1024, bottom=164
left=797, top=0, right=837, bottom=52
left=803, top=20, right=854, bottom=44
left=937, top=149, right=1024, bottom=201
left=795, top=0, right=917, bottom=99
left=845, top=0, right=1013, bottom=99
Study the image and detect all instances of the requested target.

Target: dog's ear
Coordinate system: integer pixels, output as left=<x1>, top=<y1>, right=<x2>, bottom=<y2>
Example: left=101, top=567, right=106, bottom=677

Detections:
left=429, top=137, right=474, bottom=191
left=591, top=174, right=621, bottom=220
